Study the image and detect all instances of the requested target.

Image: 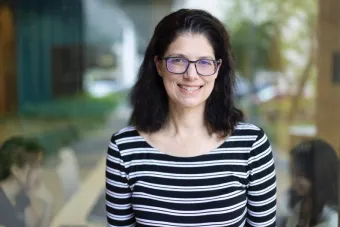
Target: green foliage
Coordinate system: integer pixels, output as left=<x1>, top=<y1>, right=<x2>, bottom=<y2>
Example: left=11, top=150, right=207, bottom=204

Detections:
left=19, top=92, right=125, bottom=119
left=231, top=19, right=276, bottom=76
left=224, top=0, right=317, bottom=76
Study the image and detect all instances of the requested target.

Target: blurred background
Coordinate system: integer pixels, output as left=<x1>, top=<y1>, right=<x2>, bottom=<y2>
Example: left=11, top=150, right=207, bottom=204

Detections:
left=0, top=0, right=339, bottom=226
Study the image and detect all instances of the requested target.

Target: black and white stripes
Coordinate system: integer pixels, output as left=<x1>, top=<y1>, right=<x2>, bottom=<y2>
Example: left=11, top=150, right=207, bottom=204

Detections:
left=106, top=123, right=276, bottom=227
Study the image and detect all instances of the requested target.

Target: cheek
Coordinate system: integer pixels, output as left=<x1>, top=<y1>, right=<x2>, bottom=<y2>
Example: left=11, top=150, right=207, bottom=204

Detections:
left=292, top=176, right=311, bottom=196
left=19, top=167, right=31, bottom=183
left=163, top=75, right=179, bottom=90
left=158, top=63, right=169, bottom=77
left=207, top=78, right=216, bottom=87
left=204, top=83, right=215, bottom=96
left=203, top=76, right=217, bottom=90
left=28, top=169, right=41, bottom=185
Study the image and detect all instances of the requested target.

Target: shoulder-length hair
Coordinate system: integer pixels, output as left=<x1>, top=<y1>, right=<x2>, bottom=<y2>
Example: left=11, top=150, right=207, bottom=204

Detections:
left=129, top=8, right=243, bottom=138
left=290, top=138, right=338, bottom=225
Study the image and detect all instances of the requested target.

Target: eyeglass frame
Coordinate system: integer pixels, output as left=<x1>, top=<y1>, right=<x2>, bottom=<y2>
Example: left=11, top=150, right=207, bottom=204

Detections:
left=159, top=56, right=222, bottom=76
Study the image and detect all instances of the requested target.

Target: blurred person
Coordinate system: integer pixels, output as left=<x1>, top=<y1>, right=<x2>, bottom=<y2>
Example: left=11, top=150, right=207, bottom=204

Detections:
left=0, top=137, right=53, bottom=227
left=106, top=8, right=276, bottom=227
left=284, top=139, right=338, bottom=227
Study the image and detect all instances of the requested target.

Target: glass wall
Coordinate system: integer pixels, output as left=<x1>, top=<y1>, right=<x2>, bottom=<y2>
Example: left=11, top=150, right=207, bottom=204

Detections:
left=0, top=0, right=338, bottom=226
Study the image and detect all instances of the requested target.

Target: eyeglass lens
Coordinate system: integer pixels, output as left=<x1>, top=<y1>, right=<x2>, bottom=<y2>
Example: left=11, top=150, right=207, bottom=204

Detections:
left=166, top=57, right=218, bottom=76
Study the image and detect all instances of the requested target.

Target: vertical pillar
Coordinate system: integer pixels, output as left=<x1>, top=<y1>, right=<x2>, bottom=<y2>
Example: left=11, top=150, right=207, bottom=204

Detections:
left=0, top=3, right=17, bottom=116
left=310, top=2, right=340, bottom=225
left=315, top=0, right=340, bottom=153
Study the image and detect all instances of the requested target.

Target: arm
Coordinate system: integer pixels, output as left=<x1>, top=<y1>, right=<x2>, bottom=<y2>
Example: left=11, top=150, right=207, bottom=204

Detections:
left=246, top=129, right=277, bottom=227
left=106, top=136, right=136, bottom=227
left=25, top=184, right=53, bottom=227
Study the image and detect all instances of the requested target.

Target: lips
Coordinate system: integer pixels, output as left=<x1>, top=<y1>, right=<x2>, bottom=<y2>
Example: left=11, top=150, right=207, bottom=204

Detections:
left=177, top=84, right=204, bottom=92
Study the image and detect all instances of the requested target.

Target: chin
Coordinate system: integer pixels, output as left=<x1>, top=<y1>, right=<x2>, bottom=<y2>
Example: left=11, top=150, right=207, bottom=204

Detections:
left=174, top=98, right=206, bottom=109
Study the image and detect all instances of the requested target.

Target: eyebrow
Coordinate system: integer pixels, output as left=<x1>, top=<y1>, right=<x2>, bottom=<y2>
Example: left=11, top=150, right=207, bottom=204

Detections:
left=166, top=53, right=215, bottom=60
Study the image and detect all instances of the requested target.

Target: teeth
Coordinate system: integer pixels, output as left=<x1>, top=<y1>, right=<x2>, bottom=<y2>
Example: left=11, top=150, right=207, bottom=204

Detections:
left=179, top=85, right=200, bottom=92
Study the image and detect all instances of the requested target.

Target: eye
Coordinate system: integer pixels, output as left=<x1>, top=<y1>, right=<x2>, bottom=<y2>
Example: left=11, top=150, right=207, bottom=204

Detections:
left=169, top=57, right=186, bottom=63
left=198, top=59, right=213, bottom=65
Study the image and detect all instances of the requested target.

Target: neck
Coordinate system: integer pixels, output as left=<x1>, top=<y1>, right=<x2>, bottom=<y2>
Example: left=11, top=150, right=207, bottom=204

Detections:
left=0, top=178, right=22, bottom=204
left=165, top=102, right=208, bottom=138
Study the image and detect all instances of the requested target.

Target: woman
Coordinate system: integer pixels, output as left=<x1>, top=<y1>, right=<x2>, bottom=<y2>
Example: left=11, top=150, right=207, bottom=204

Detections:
left=285, top=139, right=338, bottom=227
left=106, top=9, right=276, bottom=226
left=0, top=136, right=53, bottom=227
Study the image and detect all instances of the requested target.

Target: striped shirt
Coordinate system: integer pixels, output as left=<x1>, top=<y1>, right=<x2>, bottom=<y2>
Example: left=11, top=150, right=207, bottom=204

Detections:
left=106, top=123, right=277, bottom=227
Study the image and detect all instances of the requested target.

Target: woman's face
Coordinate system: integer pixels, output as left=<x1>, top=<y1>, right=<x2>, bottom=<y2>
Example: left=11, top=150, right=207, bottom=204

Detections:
left=290, top=161, right=311, bottom=197
left=155, top=33, right=221, bottom=109
left=11, top=153, right=43, bottom=191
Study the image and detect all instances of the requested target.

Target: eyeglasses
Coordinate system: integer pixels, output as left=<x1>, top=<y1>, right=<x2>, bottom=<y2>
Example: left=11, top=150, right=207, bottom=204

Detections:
left=160, top=56, right=221, bottom=76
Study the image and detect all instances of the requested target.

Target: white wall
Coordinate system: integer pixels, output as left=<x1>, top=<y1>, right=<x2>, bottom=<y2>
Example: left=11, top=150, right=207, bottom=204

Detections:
left=84, top=0, right=138, bottom=89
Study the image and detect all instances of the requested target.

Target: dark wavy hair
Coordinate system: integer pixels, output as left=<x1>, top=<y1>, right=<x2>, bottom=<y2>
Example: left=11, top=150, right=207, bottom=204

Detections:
left=290, top=138, right=338, bottom=225
left=129, top=9, right=244, bottom=138
left=0, top=136, right=44, bottom=181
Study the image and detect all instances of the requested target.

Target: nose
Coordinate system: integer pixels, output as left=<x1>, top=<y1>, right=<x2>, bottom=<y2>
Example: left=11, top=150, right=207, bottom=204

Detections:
left=183, top=63, right=199, bottom=80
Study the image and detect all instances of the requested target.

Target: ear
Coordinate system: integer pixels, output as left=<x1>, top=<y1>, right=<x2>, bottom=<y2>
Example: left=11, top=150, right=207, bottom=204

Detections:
left=216, top=59, right=222, bottom=74
left=154, top=56, right=163, bottom=77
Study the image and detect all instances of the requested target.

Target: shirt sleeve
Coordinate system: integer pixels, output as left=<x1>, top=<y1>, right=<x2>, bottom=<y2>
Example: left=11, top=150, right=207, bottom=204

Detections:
left=15, top=191, right=31, bottom=213
left=246, top=128, right=277, bottom=227
left=106, top=135, right=136, bottom=227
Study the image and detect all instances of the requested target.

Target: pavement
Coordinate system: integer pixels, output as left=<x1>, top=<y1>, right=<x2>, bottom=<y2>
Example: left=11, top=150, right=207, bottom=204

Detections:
left=41, top=100, right=131, bottom=218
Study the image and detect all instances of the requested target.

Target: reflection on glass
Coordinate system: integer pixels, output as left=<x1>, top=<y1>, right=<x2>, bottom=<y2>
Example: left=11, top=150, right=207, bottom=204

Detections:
left=0, top=137, right=53, bottom=227
left=283, top=139, right=338, bottom=227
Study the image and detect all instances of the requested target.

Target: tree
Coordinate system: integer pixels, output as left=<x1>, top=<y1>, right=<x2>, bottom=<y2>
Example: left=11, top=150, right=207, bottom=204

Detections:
left=222, top=0, right=317, bottom=148
left=223, top=0, right=317, bottom=102
left=224, top=0, right=285, bottom=121
left=231, top=19, right=278, bottom=77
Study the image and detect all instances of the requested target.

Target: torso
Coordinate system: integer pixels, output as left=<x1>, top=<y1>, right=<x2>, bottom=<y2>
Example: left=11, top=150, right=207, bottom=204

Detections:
left=110, top=123, right=271, bottom=226
left=0, top=187, right=28, bottom=227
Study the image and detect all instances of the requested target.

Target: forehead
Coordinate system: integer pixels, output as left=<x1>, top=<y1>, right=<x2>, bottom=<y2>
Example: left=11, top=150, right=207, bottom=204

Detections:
left=165, top=33, right=214, bottom=58
left=24, top=150, right=44, bottom=165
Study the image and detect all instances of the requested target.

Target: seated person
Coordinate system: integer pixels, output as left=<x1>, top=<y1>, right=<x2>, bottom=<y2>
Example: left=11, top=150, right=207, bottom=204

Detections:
left=0, top=137, right=53, bottom=227
left=285, top=139, right=338, bottom=227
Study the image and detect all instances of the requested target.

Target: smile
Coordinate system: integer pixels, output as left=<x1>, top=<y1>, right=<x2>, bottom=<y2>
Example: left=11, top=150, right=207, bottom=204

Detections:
left=177, top=84, right=204, bottom=93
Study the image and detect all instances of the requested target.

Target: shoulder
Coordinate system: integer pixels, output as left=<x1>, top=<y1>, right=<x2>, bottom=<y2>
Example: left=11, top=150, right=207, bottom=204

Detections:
left=236, top=123, right=273, bottom=164
left=110, top=126, right=139, bottom=144
left=235, top=122, right=262, bottom=131
left=234, top=122, right=268, bottom=141
left=224, top=122, right=271, bottom=151
left=108, top=125, right=146, bottom=154
left=107, top=126, right=139, bottom=164
left=320, top=205, right=338, bottom=226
